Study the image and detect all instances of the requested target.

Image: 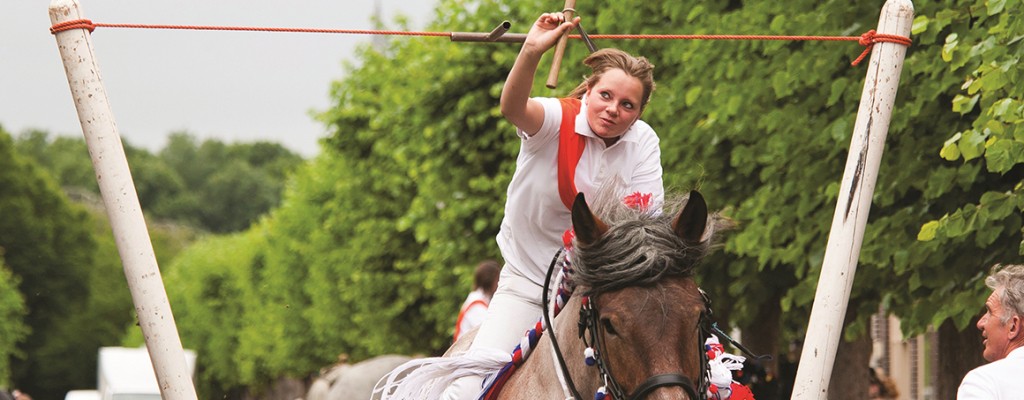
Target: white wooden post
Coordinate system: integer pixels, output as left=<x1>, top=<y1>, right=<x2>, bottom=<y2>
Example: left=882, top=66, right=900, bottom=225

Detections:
left=48, top=1, right=198, bottom=398
left=791, top=0, right=913, bottom=398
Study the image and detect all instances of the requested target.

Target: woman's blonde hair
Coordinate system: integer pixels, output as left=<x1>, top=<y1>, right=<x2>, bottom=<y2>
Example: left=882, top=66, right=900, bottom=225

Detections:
left=567, top=48, right=656, bottom=113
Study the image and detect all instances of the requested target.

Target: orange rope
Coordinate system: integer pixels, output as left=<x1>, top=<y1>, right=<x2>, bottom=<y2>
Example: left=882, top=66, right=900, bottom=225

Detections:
left=50, top=19, right=910, bottom=66
left=582, top=34, right=857, bottom=41
left=49, top=19, right=450, bottom=37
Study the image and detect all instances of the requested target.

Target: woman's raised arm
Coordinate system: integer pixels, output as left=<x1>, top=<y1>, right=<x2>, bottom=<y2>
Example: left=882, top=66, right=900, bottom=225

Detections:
left=500, top=13, right=579, bottom=135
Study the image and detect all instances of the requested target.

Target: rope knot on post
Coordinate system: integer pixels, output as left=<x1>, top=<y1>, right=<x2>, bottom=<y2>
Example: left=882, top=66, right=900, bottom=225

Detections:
left=50, top=19, right=97, bottom=34
left=858, top=29, right=877, bottom=46
left=851, top=29, right=912, bottom=66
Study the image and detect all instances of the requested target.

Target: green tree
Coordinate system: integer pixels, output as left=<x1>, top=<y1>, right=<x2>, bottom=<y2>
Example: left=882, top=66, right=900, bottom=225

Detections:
left=4, top=128, right=205, bottom=396
left=158, top=133, right=304, bottom=232
left=159, top=231, right=261, bottom=398
left=915, top=0, right=1024, bottom=306
left=15, top=131, right=304, bottom=233
left=14, top=130, right=98, bottom=192
left=0, top=129, right=95, bottom=399
left=0, top=256, right=29, bottom=389
left=199, top=160, right=279, bottom=232
left=907, top=1, right=1024, bottom=395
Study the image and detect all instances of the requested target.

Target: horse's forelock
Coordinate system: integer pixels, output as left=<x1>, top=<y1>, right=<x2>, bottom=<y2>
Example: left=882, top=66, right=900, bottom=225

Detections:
left=571, top=192, right=727, bottom=295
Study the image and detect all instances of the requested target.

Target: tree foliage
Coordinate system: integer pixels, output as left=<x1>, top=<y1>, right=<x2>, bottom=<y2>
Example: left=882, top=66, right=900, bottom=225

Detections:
left=0, top=256, right=28, bottom=389
left=912, top=0, right=1024, bottom=330
left=15, top=131, right=304, bottom=233
left=2, top=128, right=211, bottom=396
left=0, top=129, right=94, bottom=398
left=155, top=231, right=265, bottom=397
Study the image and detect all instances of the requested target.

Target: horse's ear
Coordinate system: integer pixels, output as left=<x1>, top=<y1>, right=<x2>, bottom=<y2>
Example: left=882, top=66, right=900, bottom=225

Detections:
left=672, top=190, right=708, bottom=244
left=571, top=192, right=608, bottom=246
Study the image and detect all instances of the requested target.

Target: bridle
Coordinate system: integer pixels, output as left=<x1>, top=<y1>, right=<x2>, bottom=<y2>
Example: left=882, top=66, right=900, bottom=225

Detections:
left=577, top=292, right=708, bottom=400
left=543, top=248, right=711, bottom=400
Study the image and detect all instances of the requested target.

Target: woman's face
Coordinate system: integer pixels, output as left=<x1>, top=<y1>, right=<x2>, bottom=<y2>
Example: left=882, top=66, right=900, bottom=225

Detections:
left=584, top=68, right=644, bottom=141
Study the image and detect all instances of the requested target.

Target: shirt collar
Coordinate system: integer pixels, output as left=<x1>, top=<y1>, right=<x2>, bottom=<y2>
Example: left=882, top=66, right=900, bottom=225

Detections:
left=574, top=93, right=641, bottom=144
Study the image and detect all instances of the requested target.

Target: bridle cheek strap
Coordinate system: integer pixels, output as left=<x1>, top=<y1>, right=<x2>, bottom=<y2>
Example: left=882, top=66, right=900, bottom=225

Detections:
left=584, top=298, right=702, bottom=400
left=628, top=373, right=700, bottom=400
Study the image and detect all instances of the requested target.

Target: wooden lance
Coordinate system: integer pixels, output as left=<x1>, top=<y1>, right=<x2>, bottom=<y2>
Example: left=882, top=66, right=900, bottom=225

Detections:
left=545, top=0, right=577, bottom=89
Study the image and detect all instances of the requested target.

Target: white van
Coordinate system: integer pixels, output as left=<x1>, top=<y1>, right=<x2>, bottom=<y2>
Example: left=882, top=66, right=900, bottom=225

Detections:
left=63, top=390, right=100, bottom=400
left=64, top=347, right=197, bottom=400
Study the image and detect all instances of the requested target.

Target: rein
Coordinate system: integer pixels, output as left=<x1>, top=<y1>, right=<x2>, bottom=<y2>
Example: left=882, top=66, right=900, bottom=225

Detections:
left=542, top=247, right=585, bottom=400
left=542, top=247, right=706, bottom=400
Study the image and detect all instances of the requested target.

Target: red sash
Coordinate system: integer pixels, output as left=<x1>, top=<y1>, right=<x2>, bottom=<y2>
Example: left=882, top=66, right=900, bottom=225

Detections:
left=557, top=98, right=586, bottom=210
left=453, top=299, right=488, bottom=342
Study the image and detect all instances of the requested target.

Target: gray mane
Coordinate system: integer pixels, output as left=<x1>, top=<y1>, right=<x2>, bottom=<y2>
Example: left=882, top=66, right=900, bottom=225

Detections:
left=570, top=189, right=728, bottom=296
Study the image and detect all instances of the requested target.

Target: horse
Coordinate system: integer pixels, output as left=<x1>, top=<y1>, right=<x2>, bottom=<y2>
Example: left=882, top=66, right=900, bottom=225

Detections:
left=307, top=355, right=414, bottom=400
left=377, top=189, right=727, bottom=400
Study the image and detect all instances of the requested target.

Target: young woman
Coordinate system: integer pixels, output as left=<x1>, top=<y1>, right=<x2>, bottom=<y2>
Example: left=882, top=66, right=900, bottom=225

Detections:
left=444, top=12, right=665, bottom=399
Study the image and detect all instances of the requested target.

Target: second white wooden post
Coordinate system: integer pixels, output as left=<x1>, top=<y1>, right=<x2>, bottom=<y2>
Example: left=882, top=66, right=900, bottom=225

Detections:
left=791, top=1, right=914, bottom=398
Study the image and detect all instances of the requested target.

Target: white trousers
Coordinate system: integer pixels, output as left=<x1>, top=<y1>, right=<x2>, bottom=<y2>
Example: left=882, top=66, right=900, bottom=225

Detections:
left=442, top=266, right=544, bottom=400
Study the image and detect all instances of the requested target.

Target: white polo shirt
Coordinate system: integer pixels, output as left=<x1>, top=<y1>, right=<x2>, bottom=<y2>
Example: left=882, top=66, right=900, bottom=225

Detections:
left=958, top=347, right=1024, bottom=399
left=497, top=96, right=665, bottom=285
left=454, top=288, right=489, bottom=341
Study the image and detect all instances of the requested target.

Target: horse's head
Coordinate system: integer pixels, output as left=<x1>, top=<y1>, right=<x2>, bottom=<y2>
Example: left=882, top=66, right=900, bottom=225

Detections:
left=568, top=190, right=724, bottom=400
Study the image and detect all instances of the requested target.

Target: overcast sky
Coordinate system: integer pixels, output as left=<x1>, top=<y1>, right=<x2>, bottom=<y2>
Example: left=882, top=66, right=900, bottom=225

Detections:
left=2, top=1, right=439, bottom=158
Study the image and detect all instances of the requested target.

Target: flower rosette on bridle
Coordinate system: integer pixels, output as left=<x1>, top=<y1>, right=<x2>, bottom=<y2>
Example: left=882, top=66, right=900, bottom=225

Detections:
left=704, top=335, right=747, bottom=400
left=622, top=191, right=652, bottom=211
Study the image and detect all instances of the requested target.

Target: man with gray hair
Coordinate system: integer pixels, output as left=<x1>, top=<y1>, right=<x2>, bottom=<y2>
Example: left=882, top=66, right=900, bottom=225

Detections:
left=958, top=264, right=1024, bottom=399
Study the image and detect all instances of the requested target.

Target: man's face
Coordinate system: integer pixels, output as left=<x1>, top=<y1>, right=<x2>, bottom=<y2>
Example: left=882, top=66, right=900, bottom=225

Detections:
left=978, top=288, right=1017, bottom=361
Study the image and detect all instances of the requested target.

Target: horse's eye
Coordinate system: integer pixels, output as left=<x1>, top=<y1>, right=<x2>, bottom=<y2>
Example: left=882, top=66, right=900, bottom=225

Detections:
left=601, top=317, right=618, bottom=336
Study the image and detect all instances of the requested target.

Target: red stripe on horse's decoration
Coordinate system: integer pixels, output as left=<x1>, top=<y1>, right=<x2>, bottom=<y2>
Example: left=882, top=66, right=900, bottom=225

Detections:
left=558, top=98, right=586, bottom=210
